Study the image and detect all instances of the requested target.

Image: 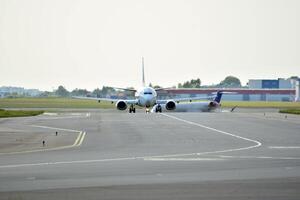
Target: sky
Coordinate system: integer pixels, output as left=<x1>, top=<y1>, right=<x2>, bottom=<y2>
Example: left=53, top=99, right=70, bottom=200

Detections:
left=0, top=0, right=300, bottom=91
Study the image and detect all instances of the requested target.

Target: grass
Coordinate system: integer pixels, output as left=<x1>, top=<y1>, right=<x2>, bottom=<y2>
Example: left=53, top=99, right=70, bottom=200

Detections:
left=0, top=109, right=44, bottom=118
left=0, top=97, right=115, bottom=109
left=221, top=101, right=300, bottom=108
left=279, top=109, right=300, bottom=115
left=0, top=97, right=300, bottom=109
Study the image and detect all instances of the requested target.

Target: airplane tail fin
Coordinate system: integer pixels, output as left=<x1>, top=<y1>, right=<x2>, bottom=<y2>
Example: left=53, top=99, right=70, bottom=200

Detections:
left=213, top=91, right=236, bottom=103
left=142, top=57, right=145, bottom=87
left=214, top=91, right=223, bottom=103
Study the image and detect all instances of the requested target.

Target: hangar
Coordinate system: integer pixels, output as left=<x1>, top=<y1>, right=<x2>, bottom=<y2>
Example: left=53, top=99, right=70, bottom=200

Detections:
left=160, top=78, right=300, bottom=102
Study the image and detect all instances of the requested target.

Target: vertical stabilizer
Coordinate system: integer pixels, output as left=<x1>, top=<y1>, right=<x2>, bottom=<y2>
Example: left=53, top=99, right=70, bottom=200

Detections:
left=142, top=57, right=145, bottom=87
left=214, top=91, right=223, bottom=103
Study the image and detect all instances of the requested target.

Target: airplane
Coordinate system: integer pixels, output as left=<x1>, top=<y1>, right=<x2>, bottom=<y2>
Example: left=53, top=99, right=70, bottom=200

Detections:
left=74, top=57, right=225, bottom=113
left=151, top=91, right=226, bottom=113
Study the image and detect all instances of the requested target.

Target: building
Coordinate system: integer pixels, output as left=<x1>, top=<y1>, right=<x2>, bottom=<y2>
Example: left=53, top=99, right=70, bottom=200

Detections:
left=246, top=78, right=300, bottom=101
left=248, top=78, right=299, bottom=89
left=295, top=81, right=300, bottom=102
left=159, top=78, right=299, bottom=102
left=0, top=86, right=42, bottom=97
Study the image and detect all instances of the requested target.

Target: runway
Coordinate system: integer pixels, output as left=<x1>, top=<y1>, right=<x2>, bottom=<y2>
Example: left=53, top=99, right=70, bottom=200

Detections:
left=0, top=109, right=300, bottom=199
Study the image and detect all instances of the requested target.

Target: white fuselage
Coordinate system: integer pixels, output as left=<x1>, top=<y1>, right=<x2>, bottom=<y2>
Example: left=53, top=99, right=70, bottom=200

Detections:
left=135, top=87, right=157, bottom=108
left=151, top=101, right=220, bottom=112
left=166, top=102, right=213, bottom=112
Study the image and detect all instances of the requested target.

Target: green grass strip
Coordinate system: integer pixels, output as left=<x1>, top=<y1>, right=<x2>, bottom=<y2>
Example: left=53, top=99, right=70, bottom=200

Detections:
left=0, top=97, right=114, bottom=109
left=0, top=97, right=300, bottom=109
left=279, top=109, right=300, bottom=115
left=0, top=110, right=44, bottom=118
left=221, top=101, right=300, bottom=108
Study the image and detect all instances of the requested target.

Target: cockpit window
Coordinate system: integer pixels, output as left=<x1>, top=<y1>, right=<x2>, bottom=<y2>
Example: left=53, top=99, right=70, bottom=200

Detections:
left=144, top=92, right=153, bottom=95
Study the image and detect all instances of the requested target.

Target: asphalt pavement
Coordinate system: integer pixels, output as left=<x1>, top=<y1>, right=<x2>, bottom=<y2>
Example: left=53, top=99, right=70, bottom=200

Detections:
left=0, top=109, right=299, bottom=199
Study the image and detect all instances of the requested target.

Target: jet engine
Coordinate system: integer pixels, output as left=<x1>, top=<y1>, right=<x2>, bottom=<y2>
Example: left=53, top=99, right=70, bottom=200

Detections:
left=116, top=100, right=127, bottom=110
left=165, top=100, right=176, bottom=110
left=208, top=101, right=219, bottom=108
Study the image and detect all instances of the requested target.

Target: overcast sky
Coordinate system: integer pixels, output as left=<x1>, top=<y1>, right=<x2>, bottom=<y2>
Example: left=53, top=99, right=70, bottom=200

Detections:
left=0, top=0, right=299, bottom=91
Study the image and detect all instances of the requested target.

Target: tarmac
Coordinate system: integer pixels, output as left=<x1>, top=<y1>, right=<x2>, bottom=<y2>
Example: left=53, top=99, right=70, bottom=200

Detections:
left=0, top=108, right=299, bottom=199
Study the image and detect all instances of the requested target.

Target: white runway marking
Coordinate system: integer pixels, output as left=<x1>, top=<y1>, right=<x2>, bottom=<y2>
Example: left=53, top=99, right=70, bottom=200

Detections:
left=0, top=157, right=139, bottom=169
left=39, top=116, right=87, bottom=120
left=43, top=112, right=58, bottom=116
left=31, top=125, right=81, bottom=133
left=1, top=153, right=300, bottom=169
left=269, top=146, right=300, bottom=149
left=160, top=113, right=262, bottom=156
left=39, top=113, right=90, bottom=120
left=219, top=155, right=300, bottom=160
left=143, top=158, right=225, bottom=161
left=0, top=156, right=226, bottom=169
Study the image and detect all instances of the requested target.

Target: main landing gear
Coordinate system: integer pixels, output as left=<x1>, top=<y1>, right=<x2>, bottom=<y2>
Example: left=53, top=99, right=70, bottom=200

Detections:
left=129, top=105, right=136, bottom=113
left=155, top=104, right=162, bottom=113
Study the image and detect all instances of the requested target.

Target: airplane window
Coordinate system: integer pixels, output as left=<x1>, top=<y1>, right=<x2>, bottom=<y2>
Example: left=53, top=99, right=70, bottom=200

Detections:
left=144, top=92, right=153, bottom=95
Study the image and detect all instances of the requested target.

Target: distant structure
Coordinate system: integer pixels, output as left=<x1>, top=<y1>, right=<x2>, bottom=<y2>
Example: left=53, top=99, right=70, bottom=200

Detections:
left=0, top=86, right=42, bottom=97
left=159, top=78, right=299, bottom=102
left=295, top=80, right=300, bottom=102
left=248, top=78, right=300, bottom=102
left=248, top=78, right=298, bottom=89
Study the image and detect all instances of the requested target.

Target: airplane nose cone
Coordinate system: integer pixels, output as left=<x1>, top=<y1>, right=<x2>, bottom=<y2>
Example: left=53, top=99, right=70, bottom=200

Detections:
left=143, top=95, right=154, bottom=107
left=145, top=97, right=152, bottom=107
left=145, top=100, right=151, bottom=107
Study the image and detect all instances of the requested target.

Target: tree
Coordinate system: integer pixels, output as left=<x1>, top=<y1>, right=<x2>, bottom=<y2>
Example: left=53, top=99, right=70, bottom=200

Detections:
left=55, top=86, right=69, bottom=97
left=149, top=83, right=162, bottom=89
left=92, top=88, right=102, bottom=97
left=178, top=78, right=201, bottom=88
left=189, top=78, right=201, bottom=88
left=101, top=86, right=115, bottom=96
left=122, top=87, right=135, bottom=97
left=218, top=76, right=241, bottom=88
left=153, top=85, right=162, bottom=89
left=71, top=88, right=90, bottom=96
left=39, top=91, right=54, bottom=97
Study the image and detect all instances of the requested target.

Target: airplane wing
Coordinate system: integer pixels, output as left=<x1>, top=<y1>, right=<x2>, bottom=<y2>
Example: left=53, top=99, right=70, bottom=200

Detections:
left=156, top=96, right=214, bottom=104
left=156, top=91, right=236, bottom=104
left=113, top=87, right=137, bottom=92
left=72, top=96, right=138, bottom=104
left=154, top=87, right=173, bottom=91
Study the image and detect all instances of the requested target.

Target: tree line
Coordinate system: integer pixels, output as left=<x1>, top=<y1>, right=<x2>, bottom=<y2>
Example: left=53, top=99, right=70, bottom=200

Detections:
left=178, top=75, right=241, bottom=88
left=45, top=75, right=242, bottom=97
left=41, top=86, right=118, bottom=98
